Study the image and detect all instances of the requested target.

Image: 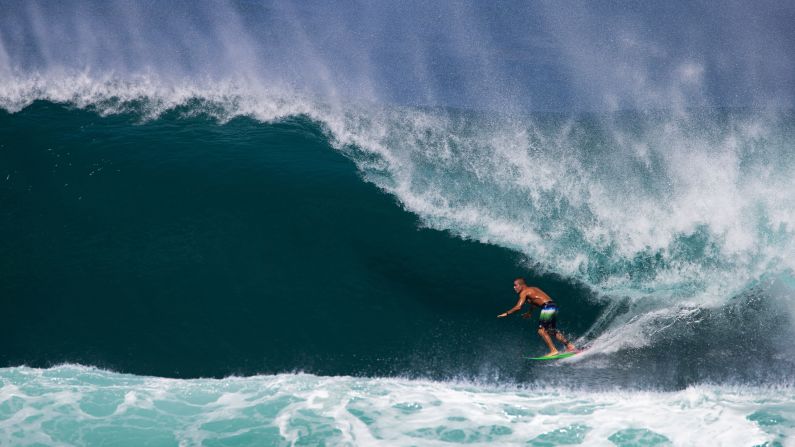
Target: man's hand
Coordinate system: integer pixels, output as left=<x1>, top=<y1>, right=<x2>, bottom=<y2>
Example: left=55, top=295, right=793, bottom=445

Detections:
left=497, top=313, right=508, bottom=318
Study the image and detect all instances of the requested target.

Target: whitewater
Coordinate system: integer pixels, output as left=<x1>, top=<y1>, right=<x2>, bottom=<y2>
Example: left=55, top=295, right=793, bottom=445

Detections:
left=1, top=365, right=791, bottom=446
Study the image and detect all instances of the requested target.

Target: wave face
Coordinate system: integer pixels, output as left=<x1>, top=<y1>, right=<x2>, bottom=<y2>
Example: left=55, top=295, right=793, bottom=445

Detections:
left=2, top=97, right=794, bottom=388
left=1, top=100, right=605, bottom=383
left=0, top=365, right=791, bottom=446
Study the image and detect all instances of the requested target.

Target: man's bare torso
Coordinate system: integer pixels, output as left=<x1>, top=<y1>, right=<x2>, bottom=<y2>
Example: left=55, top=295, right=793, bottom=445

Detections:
left=521, top=287, right=553, bottom=307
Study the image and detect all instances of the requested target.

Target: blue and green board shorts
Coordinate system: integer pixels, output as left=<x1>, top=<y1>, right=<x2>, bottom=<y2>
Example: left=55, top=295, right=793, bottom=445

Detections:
left=538, top=302, right=558, bottom=333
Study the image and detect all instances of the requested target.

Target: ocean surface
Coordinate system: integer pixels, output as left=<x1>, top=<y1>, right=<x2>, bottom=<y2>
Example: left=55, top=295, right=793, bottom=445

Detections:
left=2, top=1, right=795, bottom=445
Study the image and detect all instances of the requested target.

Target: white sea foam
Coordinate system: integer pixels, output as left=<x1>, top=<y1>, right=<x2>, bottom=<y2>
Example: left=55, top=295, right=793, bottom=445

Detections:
left=0, top=365, right=789, bottom=446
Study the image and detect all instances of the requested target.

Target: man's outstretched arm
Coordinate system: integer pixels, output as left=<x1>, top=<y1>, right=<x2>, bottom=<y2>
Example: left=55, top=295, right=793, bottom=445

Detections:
left=497, top=296, right=526, bottom=318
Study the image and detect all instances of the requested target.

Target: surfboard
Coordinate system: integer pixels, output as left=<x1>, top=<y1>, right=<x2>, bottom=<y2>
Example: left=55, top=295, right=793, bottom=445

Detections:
left=527, top=351, right=579, bottom=360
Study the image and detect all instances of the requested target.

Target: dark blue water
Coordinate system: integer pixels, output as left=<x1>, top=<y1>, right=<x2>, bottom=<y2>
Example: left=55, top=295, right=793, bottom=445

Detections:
left=1, top=102, right=605, bottom=380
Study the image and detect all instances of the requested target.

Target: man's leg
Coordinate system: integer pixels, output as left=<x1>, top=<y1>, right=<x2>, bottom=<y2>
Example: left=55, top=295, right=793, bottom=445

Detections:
left=537, top=328, right=559, bottom=356
left=553, top=331, right=576, bottom=352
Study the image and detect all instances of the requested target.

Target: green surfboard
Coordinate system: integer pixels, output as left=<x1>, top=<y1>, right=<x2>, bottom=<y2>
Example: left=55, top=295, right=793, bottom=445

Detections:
left=527, top=351, right=579, bottom=360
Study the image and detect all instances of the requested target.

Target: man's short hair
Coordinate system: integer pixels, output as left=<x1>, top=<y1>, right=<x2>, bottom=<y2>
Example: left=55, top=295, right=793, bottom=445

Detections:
left=514, top=277, right=526, bottom=284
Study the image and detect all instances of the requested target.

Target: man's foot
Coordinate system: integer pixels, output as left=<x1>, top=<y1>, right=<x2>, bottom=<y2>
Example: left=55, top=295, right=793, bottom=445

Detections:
left=565, top=344, right=577, bottom=352
left=545, top=350, right=560, bottom=357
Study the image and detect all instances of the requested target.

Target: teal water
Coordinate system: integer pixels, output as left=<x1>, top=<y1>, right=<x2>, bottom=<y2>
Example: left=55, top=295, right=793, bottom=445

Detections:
left=1, top=102, right=603, bottom=379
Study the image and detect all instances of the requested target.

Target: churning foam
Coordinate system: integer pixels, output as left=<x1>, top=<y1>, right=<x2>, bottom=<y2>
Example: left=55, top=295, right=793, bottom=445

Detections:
left=0, top=365, right=790, bottom=446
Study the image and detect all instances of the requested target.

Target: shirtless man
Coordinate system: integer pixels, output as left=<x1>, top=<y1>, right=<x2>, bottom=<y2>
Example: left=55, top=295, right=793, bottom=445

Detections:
left=497, top=278, right=576, bottom=356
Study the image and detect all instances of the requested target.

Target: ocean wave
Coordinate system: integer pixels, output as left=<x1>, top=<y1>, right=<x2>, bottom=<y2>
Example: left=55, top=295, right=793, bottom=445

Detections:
left=2, top=73, right=793, bottom=354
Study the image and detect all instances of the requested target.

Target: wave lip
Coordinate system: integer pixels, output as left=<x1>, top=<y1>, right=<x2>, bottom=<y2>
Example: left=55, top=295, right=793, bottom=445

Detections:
left=0, top=365, right=790, bottom=446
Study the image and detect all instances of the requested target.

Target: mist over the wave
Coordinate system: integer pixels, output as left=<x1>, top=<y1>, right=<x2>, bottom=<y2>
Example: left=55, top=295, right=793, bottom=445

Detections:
left=2, top=0, right=795, bottom=111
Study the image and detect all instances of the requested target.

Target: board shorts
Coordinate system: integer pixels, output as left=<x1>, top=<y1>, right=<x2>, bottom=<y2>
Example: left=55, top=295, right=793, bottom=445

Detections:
left=538, top=302, right=558, bottom=334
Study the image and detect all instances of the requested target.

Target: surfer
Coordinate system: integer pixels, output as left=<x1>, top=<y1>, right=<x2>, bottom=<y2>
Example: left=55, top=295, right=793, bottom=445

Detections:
left=497, top=278, right=576, bottom=356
